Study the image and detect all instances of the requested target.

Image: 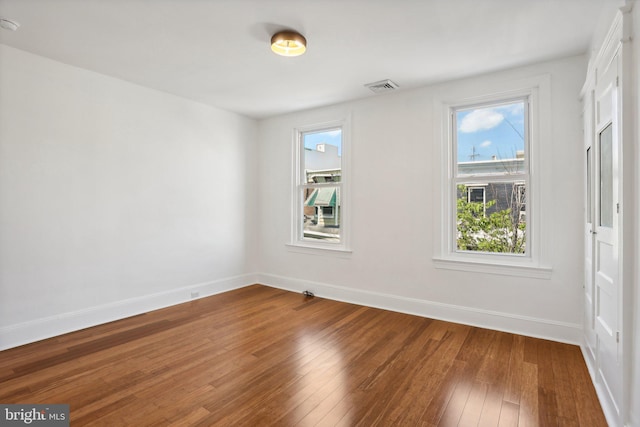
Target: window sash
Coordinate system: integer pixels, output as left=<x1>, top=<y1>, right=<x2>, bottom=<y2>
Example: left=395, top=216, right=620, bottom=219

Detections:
left=298, top=184, right=342, bottom=243
left=292, top=120, right=348, bottom=250
left=452, top=97, right=530, bottom=179
left=450, top=98, right=531, bottom=257
left=299, top=127, right=343, bottom=184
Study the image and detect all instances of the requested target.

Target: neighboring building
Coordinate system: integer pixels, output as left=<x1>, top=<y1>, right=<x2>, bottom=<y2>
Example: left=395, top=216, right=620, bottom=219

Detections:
left=457, top=153, right=526, bottom=222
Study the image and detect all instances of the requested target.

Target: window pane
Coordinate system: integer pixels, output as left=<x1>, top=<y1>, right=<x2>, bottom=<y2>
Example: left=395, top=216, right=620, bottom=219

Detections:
left=303, top=129, right=342, bottom=183
left=468, top=187, right=485, bottom=203
left=294, top=121, right=347, bottom=249
left=456, top=182, right=526, bottom=254
left=587, top=147, right=592, bottom=224
left=302, top=186, right=341, bottom=242
left=599, top=123, right=613, bottom=228
left=456, top=101, right=525, bottom=177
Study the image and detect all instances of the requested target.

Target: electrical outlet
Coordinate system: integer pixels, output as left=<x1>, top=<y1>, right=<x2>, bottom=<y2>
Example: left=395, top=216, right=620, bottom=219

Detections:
left=190, top=291, right=199, bottom=299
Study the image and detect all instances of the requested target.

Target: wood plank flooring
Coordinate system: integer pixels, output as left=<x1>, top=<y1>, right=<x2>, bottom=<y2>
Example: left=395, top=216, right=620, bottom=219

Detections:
left=0, top=285, right=607, bottom=426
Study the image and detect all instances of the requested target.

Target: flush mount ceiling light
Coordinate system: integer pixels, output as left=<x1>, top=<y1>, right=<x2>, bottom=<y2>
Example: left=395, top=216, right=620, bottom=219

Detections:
left=271, top=30, right=307, bottom=57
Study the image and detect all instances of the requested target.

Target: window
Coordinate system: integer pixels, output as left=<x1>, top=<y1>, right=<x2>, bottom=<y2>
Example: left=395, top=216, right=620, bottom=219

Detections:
left=598, top=123, right=613, bottom=228
left=467, top=187, right=484, bottom=206
left=467, top=186, right=486, bottom=204
left=433, top=76, right=551, bottom=278
left=587, top=147, right=592, bottom=224
left=454, top=99, right=529, bottom=255
left=321, top=206, right=335, bottom=218
left=291, top=119, right=350, bottom=251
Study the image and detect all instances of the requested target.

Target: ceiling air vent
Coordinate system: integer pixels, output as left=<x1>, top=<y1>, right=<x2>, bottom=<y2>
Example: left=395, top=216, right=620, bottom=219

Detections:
left=364, top=79, right=399, bottom=93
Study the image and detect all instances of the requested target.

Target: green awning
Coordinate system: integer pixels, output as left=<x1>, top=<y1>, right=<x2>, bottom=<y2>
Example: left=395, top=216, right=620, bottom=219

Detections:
left=304, top=187, right=339, bottom=207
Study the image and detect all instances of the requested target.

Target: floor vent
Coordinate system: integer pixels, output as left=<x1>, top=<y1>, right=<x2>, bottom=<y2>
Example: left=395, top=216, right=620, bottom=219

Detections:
left=364, top=79, right=399, bottom=93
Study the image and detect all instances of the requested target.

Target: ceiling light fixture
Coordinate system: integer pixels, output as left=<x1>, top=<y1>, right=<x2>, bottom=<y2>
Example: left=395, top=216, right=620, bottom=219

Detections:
left=271, top=31, right=306, bottom=57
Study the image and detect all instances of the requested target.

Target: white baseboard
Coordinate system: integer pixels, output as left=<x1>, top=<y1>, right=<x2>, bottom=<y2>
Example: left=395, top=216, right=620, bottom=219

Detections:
left=0, top=273, right=258, bottom=351
left=1, top=272, right=582, bottom=351
left=257, top=273, right=582, bottom=344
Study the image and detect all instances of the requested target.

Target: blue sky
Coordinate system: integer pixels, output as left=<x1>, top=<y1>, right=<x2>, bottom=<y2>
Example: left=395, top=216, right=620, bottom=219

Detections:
left=304, top=129, right=342, bottom=156
left=456, top=101, right=525, bottom=163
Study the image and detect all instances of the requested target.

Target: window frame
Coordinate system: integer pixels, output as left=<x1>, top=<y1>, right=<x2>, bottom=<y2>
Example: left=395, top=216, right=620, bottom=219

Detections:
left=433, top=76, right=552, bottom=278
left=289, top=118, right=351, bottom=253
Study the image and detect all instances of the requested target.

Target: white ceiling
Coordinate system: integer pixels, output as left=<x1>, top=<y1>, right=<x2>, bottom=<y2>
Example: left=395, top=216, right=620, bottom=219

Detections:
left=0, top=0, right=620, bottom=119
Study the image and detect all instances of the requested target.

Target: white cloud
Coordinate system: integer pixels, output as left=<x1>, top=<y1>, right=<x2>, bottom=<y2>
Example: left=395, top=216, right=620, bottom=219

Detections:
left=480, top=140, right=492, bottom=148
left=459, top=109, right=504, bottom=133
left=497, top=102, right=524, bottom=117
left=326, top=129, right=342, bottom=137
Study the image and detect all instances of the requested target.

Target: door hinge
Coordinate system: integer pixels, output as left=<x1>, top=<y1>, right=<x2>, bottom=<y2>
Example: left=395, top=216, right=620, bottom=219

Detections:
left=616, top=76, right=620, bottom=87
left=617, top=202, right=620, bottom=213
left=616, top=331, right=620, bottom=343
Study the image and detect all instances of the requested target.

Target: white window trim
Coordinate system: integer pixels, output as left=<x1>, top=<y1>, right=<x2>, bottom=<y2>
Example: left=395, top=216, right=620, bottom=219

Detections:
left=432, top=75, right=552, bottom=279
left=289, top=117, right=351, bottom=253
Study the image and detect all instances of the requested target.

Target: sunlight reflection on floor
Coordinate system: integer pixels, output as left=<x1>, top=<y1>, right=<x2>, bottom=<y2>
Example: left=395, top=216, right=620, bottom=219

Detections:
left=292, top=333, right=352, bottom=425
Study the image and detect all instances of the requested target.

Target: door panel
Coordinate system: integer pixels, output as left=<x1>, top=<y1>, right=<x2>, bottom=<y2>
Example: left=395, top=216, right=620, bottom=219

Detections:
left=595, top=241, right=615, bottom=335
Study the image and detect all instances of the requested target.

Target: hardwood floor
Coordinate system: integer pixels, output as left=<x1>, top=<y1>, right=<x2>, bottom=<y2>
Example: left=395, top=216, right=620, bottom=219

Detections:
left=0, top=285, right=606, bottom=426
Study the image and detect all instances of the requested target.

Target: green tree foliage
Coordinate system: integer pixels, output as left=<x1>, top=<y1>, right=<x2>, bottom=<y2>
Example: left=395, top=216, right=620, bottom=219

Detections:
left=456, top=185, right=526, bottom=254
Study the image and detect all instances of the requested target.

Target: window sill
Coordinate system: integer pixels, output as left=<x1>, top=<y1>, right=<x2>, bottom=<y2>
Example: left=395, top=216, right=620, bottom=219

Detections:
left=432, top=256, right=552, bottom=279
left=286, top=242, right=352, bottom=257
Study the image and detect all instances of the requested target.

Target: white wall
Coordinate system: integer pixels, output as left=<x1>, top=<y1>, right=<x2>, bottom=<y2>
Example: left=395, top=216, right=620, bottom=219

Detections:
left=0, top=45, right=593, bottom=349
left=257, top=55, right=587, bottom=343
left=0, top=45, right=258, bottom=349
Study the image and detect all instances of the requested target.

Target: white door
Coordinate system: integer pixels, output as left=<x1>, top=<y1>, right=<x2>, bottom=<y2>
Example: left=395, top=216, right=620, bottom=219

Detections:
left=593, top=51, right=621, bottom=415
left=583, top=92, right=596, bottom=364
